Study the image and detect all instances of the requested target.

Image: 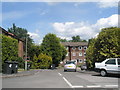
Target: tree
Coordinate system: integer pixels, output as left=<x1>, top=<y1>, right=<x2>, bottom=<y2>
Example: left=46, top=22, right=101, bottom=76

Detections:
left=32, top=53, right=52, bottom=69
left=8, top=23, right=34, bottom=60
left=28, top=44, right=41, bottom=61
left=86, top=38, right=96, bottom=69
left=71, top=35, right=81, bottom=42
left=86, top=27, right=120, bottom=69
left=40, top=33, right=67, bottom=66
left=60, top=38, right=67, bottom=42
left=2, top=35, right=18, bottom=64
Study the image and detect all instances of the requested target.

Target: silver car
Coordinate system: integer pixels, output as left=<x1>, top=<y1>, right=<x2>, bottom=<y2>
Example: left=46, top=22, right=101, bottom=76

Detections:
left=64, top=61, right=76, bottom=72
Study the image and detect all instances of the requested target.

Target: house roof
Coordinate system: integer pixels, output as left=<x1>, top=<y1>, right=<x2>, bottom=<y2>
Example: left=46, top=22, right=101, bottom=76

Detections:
left=61, top=42, right=88, bottom=46
left=1, top=27, right=24, bottom=42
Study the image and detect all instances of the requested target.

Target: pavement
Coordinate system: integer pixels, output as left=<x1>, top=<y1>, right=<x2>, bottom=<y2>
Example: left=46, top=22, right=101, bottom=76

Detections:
left=1, top=70, right=40, bottom=78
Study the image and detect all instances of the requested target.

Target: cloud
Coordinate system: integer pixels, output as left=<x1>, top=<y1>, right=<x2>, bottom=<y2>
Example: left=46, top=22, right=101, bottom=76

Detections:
left=52, top=14, right=118, bottom=40
left=28, top=30, right=42, bottom=44
left=97, top=0, right=119, bottom=8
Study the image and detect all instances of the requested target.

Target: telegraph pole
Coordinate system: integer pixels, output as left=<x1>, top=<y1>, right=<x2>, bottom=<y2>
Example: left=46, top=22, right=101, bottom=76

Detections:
left=25, top=37, right=27, bottom=70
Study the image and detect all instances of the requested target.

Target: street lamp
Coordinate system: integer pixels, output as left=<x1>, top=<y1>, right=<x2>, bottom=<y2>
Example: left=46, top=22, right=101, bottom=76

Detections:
left=25, top=36, right=27, bottom=70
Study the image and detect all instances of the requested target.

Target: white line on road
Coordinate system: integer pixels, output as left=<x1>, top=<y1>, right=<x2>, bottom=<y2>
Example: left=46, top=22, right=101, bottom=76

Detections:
left=62, top=77, right=73, bottom=88
left=105, top=85, right=118, bottom=88
left=86, top=85, right=101, bottom=88
left=58, top=73, right=62, bottom=76
left=72, top=86, right=84, bottom=88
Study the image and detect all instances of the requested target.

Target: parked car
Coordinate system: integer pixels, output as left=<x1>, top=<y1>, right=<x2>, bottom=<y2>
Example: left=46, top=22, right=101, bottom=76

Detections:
left=81, top=64, right=87, bottom=70
left=95, top=58, right=120, bottom=76
left=64, top=61, right=76, bottom=72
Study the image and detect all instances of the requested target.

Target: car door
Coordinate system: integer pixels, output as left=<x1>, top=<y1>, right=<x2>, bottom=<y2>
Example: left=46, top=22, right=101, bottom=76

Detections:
left=117, top=59, right=120, bottom=73
left=105, top=59, right=118, bottom=73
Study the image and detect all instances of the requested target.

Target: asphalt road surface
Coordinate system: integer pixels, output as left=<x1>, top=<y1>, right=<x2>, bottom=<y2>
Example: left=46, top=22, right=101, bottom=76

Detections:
left=2, top=69, right=119, bottom=89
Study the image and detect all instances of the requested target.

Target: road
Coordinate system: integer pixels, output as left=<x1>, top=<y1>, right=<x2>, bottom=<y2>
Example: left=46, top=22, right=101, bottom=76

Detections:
left=2, top=69, right=119, bottom=89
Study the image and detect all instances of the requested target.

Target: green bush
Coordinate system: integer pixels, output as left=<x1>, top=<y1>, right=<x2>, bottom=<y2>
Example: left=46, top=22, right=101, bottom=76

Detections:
left=2, top=35, right=18, bottom=64
left=32, top=53, right=52, bottom=69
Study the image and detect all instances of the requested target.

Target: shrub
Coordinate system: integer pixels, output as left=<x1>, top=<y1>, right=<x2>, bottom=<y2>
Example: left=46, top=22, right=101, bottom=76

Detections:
left=32, top=53, right=52, bottom=69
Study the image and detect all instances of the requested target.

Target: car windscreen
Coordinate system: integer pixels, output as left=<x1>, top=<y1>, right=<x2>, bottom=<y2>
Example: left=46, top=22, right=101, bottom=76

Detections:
left=66, top=61, right=75, bottom=64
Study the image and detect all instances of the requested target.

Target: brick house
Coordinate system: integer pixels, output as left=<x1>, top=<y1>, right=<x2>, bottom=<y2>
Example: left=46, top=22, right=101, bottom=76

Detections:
left=1, top=27, right=24, bottom=59
left=61, top=42, right=88, bottom=64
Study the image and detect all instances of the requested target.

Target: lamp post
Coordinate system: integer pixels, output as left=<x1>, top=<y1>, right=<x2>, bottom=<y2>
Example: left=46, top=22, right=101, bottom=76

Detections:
left=25, top=36, right=27, bottom=70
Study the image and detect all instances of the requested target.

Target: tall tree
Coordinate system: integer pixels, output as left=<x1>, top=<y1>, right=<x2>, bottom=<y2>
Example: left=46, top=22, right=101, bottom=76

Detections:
left=40, top=33, right=67, bottom=66
left=86, top=27, right=120, bottom=69
left=8, top=24, right=33, bottom=59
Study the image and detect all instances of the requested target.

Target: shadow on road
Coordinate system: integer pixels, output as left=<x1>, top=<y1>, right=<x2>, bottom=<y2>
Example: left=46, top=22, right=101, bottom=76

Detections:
left=92, top=74, right=120, bottom=78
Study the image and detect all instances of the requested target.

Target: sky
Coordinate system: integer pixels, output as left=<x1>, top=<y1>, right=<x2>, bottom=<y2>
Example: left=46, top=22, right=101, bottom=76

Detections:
left=1, top=0, right=119, bottom=44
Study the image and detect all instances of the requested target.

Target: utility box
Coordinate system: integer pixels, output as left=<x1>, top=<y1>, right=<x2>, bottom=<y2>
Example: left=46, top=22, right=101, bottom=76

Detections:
left=3, top=61, right=18, bottom=74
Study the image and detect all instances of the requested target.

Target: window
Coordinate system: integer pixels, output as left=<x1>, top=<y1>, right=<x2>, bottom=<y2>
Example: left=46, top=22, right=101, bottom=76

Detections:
left=105, top=59, right=116, bottom=65
left=118, top=59, right=120, bottom=65
left=79, top=52, right=82, bottom=56
left=72, top=47, right=76, bottom=50
left=78, top=46, right=82, bottom=50
left=79, top=60, right=83, bottom=63
left=73, top=52, right=76, bottom=56
left=66, top=47, right=68, bottom=50
left=84, top=59, right=86, bottom=63
left=66, top=52, right=69, bottom=56
left=84, top=46, right=87, bottom=50
left=84, top=52, right=86, bottom=56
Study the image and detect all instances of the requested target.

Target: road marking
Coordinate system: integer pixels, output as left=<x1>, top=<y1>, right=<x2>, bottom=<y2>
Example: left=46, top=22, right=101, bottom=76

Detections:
left=72, top=86, right=84, bottom=88
left=105, top=85, right=118, bottom=88
left=63, top=77, right=73, bottom=88
left=86, top=85, right=101, bottom=88
left=58, top=73, right=62, bottom=76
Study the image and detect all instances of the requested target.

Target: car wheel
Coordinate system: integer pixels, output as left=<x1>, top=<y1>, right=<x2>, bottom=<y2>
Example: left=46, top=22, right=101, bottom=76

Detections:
left=100, top=70, right=107, bottom=77
left=64, top=69, right=67, bottom=72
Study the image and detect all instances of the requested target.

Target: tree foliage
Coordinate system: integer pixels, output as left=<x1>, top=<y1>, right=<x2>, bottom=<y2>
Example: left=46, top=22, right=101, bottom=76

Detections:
left=32, top=53, right=52, bottom=69
left=40, top=33, right=67, bottom=66
left=60, top=35, right=87, bottom=42
left=2, top=35, right=18, bottom=64
left=86, top=27, right=120, bottom=69
left=8, top=23, right=34, bottom=60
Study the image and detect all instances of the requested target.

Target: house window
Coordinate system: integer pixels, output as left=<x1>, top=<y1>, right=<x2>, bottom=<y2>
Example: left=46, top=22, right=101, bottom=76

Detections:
left=79, top=52, right=82, bottom=56
left=78, top=46, right=82, bottom=50
left=66, top=47, right=68, bottom=50
left=73, top=52, right=76, bottom=56
left=84, top=52, right=86, bottom=56
left=84, top=59, right=86, bottom=63
left=84, top=46, right=87, bottom=50
left=79, top=60, right=83, bottom=63
left=72, top=47, right=76, bottom=50
left=66, top=52, right=69, bottom=56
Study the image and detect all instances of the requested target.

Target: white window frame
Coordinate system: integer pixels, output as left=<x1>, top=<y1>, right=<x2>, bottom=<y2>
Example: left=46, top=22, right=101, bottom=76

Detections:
left=79, top=60, right=83, bottom=63
left=79, top=52, right=82, bottom=56
left=66, top=52, right=69, bottom=56
left=66, top=47, right=68, bottom=50
left=84, top=52, right=86, bottom=56
left=72, top=46, right=76, bottom=50
left=73, top=52, right=76, bottom=56
left=78, top=46, right=82, bottom=50
left=84, top=46, right=87, bottom=50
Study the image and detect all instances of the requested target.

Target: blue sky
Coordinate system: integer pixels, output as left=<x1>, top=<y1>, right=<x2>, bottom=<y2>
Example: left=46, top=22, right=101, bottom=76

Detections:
left=1, top=1, right=118, bottom=44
